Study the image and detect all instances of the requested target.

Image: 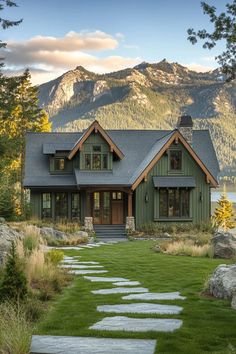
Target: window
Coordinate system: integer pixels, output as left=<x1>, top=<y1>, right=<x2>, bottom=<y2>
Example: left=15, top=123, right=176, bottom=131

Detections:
left=55, top=158, right=65, bottom=171
left=92, top=154, right=101, bottom=169
left=55, top=193, right=67, bottom=219
left=103, top=154, right=108, bottom=169
left=170, top=150, right=182, bottom=171
left=159, top=188, right=190, bottom=218
left=112, top=192, right=123, bottom=200
left=42, top=193, right=51, bottom=218
left=93, top=145, right=101, bottom=152
left=72, top=193, right=80, bottom=219
left=85, top=154, right=91, bottom=170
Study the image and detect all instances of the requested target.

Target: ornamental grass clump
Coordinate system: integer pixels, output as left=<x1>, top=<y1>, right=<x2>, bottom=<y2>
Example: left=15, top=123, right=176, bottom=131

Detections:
left=160, top=240, right=214, bottom=258
left=0, top=302, right=33, bottom=354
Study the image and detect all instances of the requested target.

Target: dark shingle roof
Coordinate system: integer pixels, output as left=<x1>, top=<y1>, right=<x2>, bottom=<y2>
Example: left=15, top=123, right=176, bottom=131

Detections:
left=24, top=129, right=220, bottom=188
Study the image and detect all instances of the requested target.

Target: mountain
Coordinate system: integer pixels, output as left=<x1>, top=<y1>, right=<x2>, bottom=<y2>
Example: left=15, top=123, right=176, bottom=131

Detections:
left=38, top=59, right=236, bottom=182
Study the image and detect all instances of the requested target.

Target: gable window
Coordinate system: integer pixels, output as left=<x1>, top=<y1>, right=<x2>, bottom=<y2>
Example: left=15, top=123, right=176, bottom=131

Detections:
left=160, top=188, right=190, bottom=218
left=170, top=150, right=182, bottom=171
left=55, top=158, right=65, bottom=171
left=83, top=145, right=108, bottom=170
left=42, top=193, right=51, bottom=218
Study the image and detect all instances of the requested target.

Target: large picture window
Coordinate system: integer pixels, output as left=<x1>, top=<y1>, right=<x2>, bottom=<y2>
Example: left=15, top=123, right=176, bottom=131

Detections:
left=170, top=150, right=182, bottom=171
left=160, top=188, right=190, bottom=218
left=42, top=193, right=52, bottom=218
left=84, top=145, right=108, bottom=170
left=55, top=193, right=68, bottom=219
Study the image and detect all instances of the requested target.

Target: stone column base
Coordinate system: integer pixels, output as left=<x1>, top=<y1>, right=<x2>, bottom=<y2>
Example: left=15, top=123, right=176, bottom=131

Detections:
left=126, top=216, right=135, bottom=231
left=84, top=217, right=94, bottom=231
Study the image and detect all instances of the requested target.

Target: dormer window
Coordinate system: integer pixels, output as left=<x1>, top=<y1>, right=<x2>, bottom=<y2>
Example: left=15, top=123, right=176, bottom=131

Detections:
left=170, top=150, right=182, bottom=171
left=55, top=158, right=65, bottom=171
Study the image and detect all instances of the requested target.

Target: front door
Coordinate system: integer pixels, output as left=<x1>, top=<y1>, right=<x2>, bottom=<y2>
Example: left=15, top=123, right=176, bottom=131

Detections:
left=112, top=192, right=124, bottom=224
left=92, top=192, right=111, bottom=224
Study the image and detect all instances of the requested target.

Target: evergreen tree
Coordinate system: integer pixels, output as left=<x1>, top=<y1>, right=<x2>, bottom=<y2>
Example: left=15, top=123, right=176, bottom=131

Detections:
left=212, top=188, right=235, bottom=231
left=0, top=242, right=28, bottom=303
left=187, top=0, right=236, bottom=81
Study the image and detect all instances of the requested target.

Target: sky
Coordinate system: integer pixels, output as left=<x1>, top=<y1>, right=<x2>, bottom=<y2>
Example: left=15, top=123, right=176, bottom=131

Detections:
left=1, top=0, right=226, bottom=85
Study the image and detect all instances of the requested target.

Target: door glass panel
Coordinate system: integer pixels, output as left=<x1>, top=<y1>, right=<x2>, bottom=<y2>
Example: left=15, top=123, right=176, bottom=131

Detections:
left=103, top=192, right=110, bottom=224
left=93, top=192, right=100, bottom=224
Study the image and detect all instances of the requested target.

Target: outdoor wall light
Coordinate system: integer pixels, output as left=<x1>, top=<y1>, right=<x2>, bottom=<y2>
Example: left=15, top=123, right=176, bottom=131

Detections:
left=199, top=192, right=202, bottom=202
left=145, top=193, right=149, bottom=203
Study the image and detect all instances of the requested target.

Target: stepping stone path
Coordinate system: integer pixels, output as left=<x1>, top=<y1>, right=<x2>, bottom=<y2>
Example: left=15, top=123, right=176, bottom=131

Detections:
left=32, top=242, right=186, bottom=353
left=97, top=303, right=183, bottom=315
left=31, top=335, right=156, bottom=354
left=122, top=291, right=186, bottom=301
left=90, top=316, right=183, bottom=333
left=92, top=287, right=149, bottom=295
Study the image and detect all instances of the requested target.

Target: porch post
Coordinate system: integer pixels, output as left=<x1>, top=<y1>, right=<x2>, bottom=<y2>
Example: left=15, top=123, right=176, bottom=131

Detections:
left=84, top=190, right=93, bottom=231
left=126, top=191, right=135, bottom=231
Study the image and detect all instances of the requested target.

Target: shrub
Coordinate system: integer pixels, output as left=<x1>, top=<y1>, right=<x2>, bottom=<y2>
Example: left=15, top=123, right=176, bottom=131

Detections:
left=0, top=301, right=33, bottom=354
left=46, top=249, right=64, bottom=265
left=159, top=240, right=214, bottom=258
left=0, top=242, right=28, bottom=303
left=23, top=297, right=45, bottom=322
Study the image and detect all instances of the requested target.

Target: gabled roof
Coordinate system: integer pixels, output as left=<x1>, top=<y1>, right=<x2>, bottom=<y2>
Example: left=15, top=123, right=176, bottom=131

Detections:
left=68, top=120, right=124, bottom=160
left=24, top=129, right=220, bottom=189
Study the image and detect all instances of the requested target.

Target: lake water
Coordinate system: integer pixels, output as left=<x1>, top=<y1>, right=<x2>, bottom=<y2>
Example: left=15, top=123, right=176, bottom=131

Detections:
left=211, top=191, right=236, bottom=203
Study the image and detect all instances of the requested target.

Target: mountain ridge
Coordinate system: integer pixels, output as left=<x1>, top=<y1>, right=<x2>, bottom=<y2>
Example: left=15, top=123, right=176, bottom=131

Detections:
left=38, top=59, right=236, bottom=182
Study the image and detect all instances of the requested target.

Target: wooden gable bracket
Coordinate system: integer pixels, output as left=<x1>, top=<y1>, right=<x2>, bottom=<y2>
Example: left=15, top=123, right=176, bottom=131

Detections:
left=131, top=130, right=218, bottom=191
left=68, top=120, right=124, bottom=160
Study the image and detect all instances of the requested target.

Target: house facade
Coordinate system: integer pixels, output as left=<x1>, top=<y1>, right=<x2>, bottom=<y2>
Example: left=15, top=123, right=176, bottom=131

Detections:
left=24, top=116, right=219, bottom=231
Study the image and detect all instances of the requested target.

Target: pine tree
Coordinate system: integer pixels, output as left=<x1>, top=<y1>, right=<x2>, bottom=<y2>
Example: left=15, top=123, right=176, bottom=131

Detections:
left=212, top=189, right=235, bottom=231
left=0, top=242, right=28, bottom=303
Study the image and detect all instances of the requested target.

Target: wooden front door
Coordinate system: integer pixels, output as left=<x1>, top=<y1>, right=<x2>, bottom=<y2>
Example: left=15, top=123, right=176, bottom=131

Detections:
left=111, top=192, right=124, bottom=224
left=92, top=192, right=111, bottom=224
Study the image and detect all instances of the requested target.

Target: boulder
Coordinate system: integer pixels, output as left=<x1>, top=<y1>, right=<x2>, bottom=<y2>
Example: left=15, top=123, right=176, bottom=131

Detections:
left=211, top=231, right=236, bottom=258
left=74, top=230, right=88, bottom=238
left=208, top=264, right=236, bottom=299
left=231, top=295, right=236, bottom=310
left=0, top=217, right=6, bottom=224
left=39, top=227, right=68, bottom=240
left=0, top=223, right=22, bottom=264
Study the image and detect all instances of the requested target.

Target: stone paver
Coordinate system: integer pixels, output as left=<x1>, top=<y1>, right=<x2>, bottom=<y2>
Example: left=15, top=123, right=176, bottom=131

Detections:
left=113, top=281, right=140, bottom=286
left=77, top=261, right=100, bottom=265
left=97, top=303, right=183, bottom=315
left=69, top=270, right=108, bottom=275
left=30, top=335, right=156, bottom=354
left=90, top=316, right=183, bottom=332
left=61, top=264, right=104, bottom=269
left=122, top=292, right=186, bottom=301
left=84, top=276, right=130, bottom=282
left=92, top=287, right=148, bottom=295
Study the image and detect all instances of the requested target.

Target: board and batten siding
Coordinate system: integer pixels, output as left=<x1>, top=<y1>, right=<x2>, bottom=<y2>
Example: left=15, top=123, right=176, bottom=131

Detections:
left=135, top=142, right=211, bottom=228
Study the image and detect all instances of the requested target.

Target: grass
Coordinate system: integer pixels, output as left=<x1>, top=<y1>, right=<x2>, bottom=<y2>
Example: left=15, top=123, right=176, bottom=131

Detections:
left=35, top=241, right=236, bottom=354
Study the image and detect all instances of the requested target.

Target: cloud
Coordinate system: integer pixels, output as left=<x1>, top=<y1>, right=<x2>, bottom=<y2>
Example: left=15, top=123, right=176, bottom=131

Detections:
left=1, top=30, right=141, bottom=85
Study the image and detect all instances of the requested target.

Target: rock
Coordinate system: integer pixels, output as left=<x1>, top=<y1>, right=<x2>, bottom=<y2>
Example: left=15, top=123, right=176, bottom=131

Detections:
left=0, top=224, right=22, bottom=264
left=211, top=231, right=236, bottom=258
left=231, top=295, right=236, bottom=310
left=40, top=227, right=68, bottom=240
left=74, top=230, right=88, bottom=238
left=208, top=264, right=236, bottom=299
left=0, top=217, right=6, bottom=224
left=163, top=232, right=172, bottom=238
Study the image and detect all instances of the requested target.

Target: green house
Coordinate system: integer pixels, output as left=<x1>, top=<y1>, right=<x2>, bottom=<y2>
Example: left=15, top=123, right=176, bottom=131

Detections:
left=24, top=116, right=219, bottom=234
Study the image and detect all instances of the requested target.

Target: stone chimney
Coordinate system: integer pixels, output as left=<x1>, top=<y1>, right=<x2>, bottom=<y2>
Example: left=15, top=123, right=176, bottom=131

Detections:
left=177, top=115, right=193, bottom=145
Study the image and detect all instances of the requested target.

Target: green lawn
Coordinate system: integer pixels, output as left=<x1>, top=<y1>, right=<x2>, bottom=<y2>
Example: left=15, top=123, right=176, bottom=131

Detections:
left=36, top=241, right=236, bottom=353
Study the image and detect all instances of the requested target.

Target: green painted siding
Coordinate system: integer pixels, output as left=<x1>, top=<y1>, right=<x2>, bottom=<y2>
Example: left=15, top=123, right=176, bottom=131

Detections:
left=135, top=142, right=211, bottom=228
left=79, top=132, right=113, bottom=170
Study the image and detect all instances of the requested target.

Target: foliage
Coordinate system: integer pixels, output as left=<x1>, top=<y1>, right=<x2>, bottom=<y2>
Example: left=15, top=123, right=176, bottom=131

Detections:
left=46, top=250, right=64, bottom=266
left=187, top=0, right=236, bottom=81
left=158, top=240, right=214, bottom=258
left=0, top=242, right=28, bottom=303
left=0, top=301, right=32, bottom=354
left=212, top=189, right=235, bottom=230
